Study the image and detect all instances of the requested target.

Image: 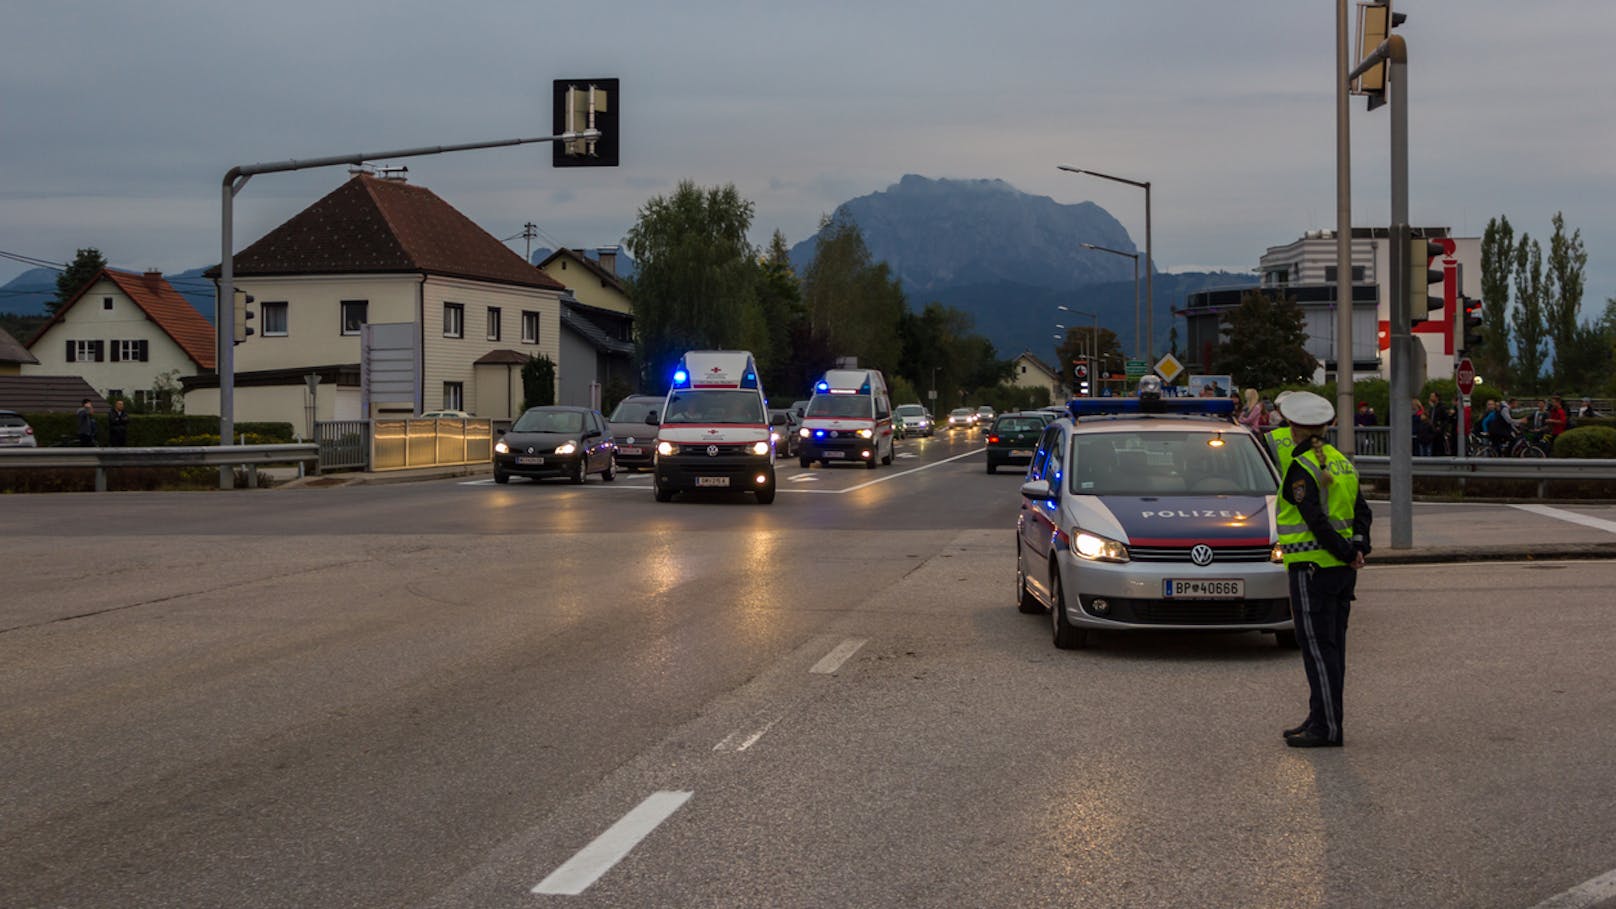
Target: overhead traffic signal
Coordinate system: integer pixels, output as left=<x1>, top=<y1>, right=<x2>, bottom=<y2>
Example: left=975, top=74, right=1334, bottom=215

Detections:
left=233, top=291, right=255, bottom=345
left=1408, top=238, right=1445, bottom=329
left=1355, top=1, right=1407, bottom=111
left=552, top=79, right=619, bottom=168
left=1459, top=296, right=1484, bottom=356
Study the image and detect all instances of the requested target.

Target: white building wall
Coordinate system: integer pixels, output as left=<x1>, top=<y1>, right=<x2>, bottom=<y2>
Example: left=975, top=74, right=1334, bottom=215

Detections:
left=231, top=274, right=419, bottom=373
left=23, top=277, right=203, bottom=399
left=420, top=276, right=560, bottom=416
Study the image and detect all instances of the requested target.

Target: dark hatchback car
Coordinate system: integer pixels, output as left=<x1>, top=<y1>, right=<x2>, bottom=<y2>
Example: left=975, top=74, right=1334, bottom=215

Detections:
left=985, top=413, right=1047, bottom=474
left=493, top=406, right=616, bottom=484
left=606, top=394, right=665, bottom=471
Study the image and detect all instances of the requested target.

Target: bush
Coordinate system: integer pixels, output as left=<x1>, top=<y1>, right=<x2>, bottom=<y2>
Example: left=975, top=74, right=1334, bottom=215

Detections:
left=18, top=413, right=292, bottom=447
left=166, top=432, right=284, bottom=447
left=1553, top=426, right=1616, bottom=459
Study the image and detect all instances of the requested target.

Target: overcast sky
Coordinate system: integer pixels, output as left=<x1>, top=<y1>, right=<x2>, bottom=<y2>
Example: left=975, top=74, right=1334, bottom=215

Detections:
left=4, top=0, right=1614, bottom=312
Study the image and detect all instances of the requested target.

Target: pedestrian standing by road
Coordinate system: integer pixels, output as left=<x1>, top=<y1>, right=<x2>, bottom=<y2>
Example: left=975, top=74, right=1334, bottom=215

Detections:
left=1577, top=397, right=1598, bottom=420
left=108, top=399, right=130, bottom=447
left=1546, top=395, right=1568, bottom=440
left=1275, top=391, right=1372, bottom=748
left=75, top=398, right=97, bottom=447
left=1239, top=388, right=1264, bottom=431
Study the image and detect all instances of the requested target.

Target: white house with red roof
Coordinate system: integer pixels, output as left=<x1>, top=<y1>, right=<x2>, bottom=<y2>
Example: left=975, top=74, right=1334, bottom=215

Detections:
left=23, top=269, right=215, bottom=410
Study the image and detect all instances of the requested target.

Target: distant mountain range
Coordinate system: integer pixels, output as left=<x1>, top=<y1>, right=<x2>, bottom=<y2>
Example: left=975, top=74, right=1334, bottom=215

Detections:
left=1, top=176, right=1255, bottom=363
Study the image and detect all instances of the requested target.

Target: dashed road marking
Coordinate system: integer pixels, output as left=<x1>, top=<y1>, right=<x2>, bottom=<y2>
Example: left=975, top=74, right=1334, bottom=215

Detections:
left=810, top=638, right=867, bottom=674
left=787, top=474, right=820, bottom=483
left=531, top=791, right=693, bottom=896
left=713, top=715, right=782, bottom=753
left=1512, top=504, right=1616, bottom=535
left=1527, top=866, right=1616, bottom=909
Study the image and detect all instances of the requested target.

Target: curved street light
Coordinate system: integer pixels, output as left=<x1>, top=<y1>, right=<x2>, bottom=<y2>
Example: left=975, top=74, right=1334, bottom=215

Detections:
left=1059, top=166, right=1153, bottom=360
left=1081, top=242, right=1142, bottom=360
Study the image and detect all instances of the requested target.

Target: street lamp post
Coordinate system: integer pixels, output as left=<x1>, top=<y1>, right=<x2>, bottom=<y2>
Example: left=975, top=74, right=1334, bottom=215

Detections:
left=1081, top=242, right=1142, bottom=359
left=1059, top=166, right=1152, bottom=361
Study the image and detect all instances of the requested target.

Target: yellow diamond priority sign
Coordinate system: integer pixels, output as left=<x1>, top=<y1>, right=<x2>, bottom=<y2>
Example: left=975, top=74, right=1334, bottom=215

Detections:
left=1153, top=353, right=1185, bottom=384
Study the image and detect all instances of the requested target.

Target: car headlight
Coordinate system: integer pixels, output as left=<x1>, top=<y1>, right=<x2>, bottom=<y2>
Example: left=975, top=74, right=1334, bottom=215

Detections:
left=1072, top=529, right=1130, bottom=563
left=1270, top=543, right=1285, bottom=563
left=771, top=431, right=781, bottom=443
left=494, top=440, right=509, bottom=454
left=857, top=428, right=874, bottom=439
left=751, top=440, right=770, bottom=456
left=554, top=441, right=578, bottom=455
left=798, top=427, right=810, bottom=438
left=657, top=440, right=678, bottom=456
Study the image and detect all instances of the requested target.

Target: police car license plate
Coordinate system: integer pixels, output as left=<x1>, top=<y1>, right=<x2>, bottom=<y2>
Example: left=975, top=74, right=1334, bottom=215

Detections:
left=1163, top=578, right=1244, bottom=599
left=824, top=450, right=845, bottom=458
left=516, top=456, right=544, bottom=465
left=618, top=446, right=642, bottom=456
left=697, top=476, right=730, bottom=487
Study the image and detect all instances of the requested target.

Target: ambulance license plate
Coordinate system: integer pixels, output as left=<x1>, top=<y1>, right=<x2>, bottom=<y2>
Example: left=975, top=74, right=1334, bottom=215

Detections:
left=1163, top=578, right=1244, bottom=599
left=824, top=450, right=845, bottom=458
left=697, top=476, right=730, bottom=487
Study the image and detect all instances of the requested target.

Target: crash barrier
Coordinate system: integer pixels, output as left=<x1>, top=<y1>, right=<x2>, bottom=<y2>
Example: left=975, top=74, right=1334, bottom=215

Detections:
left=369, top=418, right=493, bottom=472
left=0, top=444, right=318, bottom=492
left=314, top=420, right=371, bottom=472
left=1353, top=455, right=1616, bottom=498
left=1328, top=426, right=1391, bottom=456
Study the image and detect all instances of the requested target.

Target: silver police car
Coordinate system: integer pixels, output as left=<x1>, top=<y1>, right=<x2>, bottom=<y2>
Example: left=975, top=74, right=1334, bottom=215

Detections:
left=1014, top=392, right=1292, bottom=650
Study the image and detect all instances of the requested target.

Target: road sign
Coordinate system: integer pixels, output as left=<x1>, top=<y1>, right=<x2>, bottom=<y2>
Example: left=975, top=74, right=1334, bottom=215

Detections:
left=1456, top=357, right=1476, bottom=395
left=1125, top=358, right=1148, bottom=378
left=1074, top=362, right=1089, bottom=381
left=1153, top=353, right=1184, bottom=384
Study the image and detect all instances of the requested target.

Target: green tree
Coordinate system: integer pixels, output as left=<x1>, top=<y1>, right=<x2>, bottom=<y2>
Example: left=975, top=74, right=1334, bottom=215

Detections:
left=521, top=354, right=556, bottom=409
left=1545, top=211, right=1589, bottom=387
left=896, top=301, right=1006, bottom=414
left=1056, top=325, right=1124, bottom=390
left=1479, top=216, right=1515, bottom=384
left=1209, top=291, right=1316, bottom=389
left=51, top=247, right=107, bottom=315
left=802, top=215, right=903, bottom=374
left=623, top=182, right=759, bottom=389
left=755, top=230, right=810, bottom=396
left=1510, top=235, right=1552, bottom=393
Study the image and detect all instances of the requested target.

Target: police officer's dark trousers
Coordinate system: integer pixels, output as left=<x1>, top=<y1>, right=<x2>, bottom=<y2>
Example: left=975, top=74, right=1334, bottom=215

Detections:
left=1289, top=563, right=1354, bottom=743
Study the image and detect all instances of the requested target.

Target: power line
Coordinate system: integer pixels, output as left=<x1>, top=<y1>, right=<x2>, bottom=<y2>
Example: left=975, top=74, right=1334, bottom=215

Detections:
left=0, top=249, right=67, bottom=270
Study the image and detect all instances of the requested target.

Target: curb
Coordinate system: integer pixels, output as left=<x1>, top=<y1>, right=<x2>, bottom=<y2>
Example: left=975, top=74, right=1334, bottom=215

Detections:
left=1371, top=541, right=1616, bottom=565
left=276, top=464, right=490, bottom=489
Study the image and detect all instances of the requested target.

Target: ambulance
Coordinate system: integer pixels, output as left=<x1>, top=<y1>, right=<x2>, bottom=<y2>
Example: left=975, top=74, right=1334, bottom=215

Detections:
left=797, top=368, right=895, bottom=468
left=653, top=350, right=776, bottom=504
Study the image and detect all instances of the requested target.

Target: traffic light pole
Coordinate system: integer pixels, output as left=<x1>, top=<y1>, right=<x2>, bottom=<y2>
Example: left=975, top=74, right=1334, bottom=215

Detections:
left=214, top=130, right=597, bottom=488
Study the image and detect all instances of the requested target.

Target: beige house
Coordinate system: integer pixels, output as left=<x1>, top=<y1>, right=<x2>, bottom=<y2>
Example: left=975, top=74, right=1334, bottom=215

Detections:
left=1012, top=351, right=1064, bottom=403
left=537, top=248, right=636, bottom=407
left=184, top=173, right=570, bottom=426
left=23, top=269, right=214, bottom=409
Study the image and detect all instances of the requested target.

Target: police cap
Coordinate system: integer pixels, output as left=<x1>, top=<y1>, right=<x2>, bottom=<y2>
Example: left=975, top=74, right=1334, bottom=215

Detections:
left=1277, top=390, right=1335, bottom=427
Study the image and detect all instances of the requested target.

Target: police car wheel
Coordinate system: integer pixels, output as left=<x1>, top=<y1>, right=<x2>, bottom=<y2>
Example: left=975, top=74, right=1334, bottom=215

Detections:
left=1050, top=570, right=1089, bottom=650
left=1016, top=547, right=1041, bottom=614
left=1275, top=630, right=1299, bottom=649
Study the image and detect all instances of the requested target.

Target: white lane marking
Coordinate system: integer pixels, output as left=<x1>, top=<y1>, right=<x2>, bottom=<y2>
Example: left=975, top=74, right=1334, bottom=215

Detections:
left=459, top=479, right=495, bottom=486
left=713, top=715, right=782, bottom=752
left=531, top=791, right=693, bottom=896
left=1528, top=867, right=1616, bottom=909
left=895, top=452, right=918, bottom=459
left=810, top=638, right=867, bottom=674
left=835, top=448, right=984, bottom=494
left=1511, top=504, right=1616, bottom=535
left=787, top=474, right=820, bottom=483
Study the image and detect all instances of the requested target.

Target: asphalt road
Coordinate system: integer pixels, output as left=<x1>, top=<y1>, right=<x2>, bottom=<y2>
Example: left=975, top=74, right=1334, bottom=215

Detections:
left=4, top=429, right=1616, bottom=908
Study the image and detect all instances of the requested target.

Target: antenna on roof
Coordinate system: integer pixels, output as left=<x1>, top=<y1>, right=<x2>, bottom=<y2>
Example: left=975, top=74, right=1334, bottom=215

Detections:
left=376, top=165, right=408, bottom=182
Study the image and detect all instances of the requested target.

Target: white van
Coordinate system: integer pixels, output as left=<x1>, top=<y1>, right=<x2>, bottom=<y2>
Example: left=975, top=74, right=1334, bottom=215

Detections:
left=653, top=350, right=777, bottom=504
left=797, top=368, right=895, bottom=469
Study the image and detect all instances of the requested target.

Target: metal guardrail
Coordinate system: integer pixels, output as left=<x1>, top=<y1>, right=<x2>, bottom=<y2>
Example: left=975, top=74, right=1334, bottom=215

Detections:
left=315, top=420, right=371, bottom=472
left=1354, top=455, right=1616, bottom=498
left=0, top=444, right=319, bottom=491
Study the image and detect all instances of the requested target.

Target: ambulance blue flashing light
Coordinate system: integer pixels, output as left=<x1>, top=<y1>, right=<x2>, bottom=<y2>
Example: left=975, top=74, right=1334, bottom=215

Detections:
left=1066, top=397, right=1235, bottom=419
left=673, top=369, right=689, bottom=386
left=815, top=381, right=829, bottom=393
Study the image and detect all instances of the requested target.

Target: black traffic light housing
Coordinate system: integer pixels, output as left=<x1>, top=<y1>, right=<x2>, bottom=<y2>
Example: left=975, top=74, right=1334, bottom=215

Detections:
left=1459, top=296, right=1484, bottom=356
left=1409, top=238, right=1445, bottom=328
left=552, top=79, right=619, bottom=168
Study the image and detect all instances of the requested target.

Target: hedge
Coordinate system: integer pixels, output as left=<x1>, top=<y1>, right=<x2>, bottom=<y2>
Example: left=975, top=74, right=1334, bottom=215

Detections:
left=20, top=413, right=294, bottom=447
left=1553, top=426, right=1616, bottom=459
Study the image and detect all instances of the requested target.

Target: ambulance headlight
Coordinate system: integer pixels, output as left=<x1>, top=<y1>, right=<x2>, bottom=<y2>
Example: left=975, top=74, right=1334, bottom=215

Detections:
left=657, top=440, right=678, bottom=456
left=857, top=428, right=874, bottom=439
left=750, top=441, right=770, bottom=456
left=798, top=427, right=810, bottom=438
left=554, top=441, right=578, bottom=455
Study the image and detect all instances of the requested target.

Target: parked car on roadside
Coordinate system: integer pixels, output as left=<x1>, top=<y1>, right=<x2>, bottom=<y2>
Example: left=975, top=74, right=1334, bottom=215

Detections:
left=606, top=394, right=666, bottom=471
left=493, top=406, right=616, bottom=485
left=0, top=410, right=38, bottom=448
left=418, top=410, right=472, bottom=419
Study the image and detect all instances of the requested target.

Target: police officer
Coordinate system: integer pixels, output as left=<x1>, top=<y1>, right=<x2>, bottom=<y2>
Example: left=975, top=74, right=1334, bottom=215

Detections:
left=1267, top=390, right=1296, bottom=477
left=1275, top=391, right=1372, bottom=748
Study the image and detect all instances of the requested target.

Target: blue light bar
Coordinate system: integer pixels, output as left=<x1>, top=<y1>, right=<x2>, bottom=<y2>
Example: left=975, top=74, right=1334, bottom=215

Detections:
left=1066, top=397, right=1235, bottom=419
left=673, top=369, right=688, bottom=385
left=815, top=381, right=829, bottom=393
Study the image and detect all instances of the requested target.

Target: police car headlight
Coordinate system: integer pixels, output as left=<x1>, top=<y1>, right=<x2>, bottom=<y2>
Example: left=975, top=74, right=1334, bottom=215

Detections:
left=750, top=440, right=770, bottom=456
left=1072, top=530, right=1130, bottom=563
left=1270, top=544, right=1285, bottom=563
left=657, top=440, right=678, bottom=457
left=858, top=428, right=874, bottom=439
left=494, top=440, right=509, bottom=454
left=554, top=441, right=578, bottom=455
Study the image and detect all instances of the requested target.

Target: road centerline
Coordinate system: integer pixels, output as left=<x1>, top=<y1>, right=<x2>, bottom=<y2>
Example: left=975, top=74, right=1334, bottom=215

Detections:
left=531, top=791, right=693, bottom=896
left=810, top=638, right=868, bottom=674
left=1511, top=504, right=1616, bottom=535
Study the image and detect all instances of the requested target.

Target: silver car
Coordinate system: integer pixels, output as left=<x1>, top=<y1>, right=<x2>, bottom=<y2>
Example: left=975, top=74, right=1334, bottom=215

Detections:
left=893, top=403, right=932, bottom=438
left=1014, top=398, right=1291, bottom=650
left=0, top=410, right=38, bottom=448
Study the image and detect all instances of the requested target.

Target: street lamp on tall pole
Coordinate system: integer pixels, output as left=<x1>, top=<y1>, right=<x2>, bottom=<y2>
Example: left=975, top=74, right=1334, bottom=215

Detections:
left=1059, top=165, right=1152, bottom=361
left=1081, top=242, right=1142, bottom=359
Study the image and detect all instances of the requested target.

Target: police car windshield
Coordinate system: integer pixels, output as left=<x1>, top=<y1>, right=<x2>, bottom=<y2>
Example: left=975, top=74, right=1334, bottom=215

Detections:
left=663, top=390, right=765, bottom=424
left=1069, top=430, right=1275, bottom=496
left=805, top=394, right=871, bottom=418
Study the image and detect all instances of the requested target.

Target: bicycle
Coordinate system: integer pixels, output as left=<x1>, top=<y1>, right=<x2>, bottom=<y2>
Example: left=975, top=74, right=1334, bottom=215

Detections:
left=1509, top=430, right=1552, bottom=459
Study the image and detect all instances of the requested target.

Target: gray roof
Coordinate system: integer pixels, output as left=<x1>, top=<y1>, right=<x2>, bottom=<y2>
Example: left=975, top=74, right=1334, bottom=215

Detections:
left=0, top=376, right=106, bottom=413
left=560, top=301, right=634, bottom=356
left=0, top=326, right=39, bottom=365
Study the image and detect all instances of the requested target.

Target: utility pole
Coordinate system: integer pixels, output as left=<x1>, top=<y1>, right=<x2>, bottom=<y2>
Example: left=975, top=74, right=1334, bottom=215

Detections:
left=1335, top=0, right=1355, bottom=458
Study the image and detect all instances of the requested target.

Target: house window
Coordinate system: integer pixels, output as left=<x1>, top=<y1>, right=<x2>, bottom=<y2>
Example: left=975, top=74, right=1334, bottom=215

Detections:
left=522, top=311, right=540, bottom=344
left=67, top=340, right=103, bottom=362
left=262, top=301, right=288, bottom=336
left=103, top=297, right=113, bottom=311
left=107, top=388, right=124, bottom=400
left=444, top=302, right=464, bottom=338
left=443, top=381, right=464, bottom=412
left=341, top=300, right=368, bottom=336
left=486, top=306, right=501, bottom=341
left=112, top=340, right=148, bottom=362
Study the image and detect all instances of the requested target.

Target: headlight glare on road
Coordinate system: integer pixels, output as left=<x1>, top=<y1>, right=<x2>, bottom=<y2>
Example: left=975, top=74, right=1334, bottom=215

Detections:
left=554, top=440, right=578, bottom=455
left=657, top=440, right=678, bottom=456
left=1073, top=530, right=1129, bottom=563
left=494, top=440, right=509, bottom=454
left=751, top=440, right=770, bottom=455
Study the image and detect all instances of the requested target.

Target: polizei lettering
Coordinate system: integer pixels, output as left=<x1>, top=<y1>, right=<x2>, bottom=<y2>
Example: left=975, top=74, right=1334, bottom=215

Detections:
left=1139, top=509, right=1248, bottom=519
